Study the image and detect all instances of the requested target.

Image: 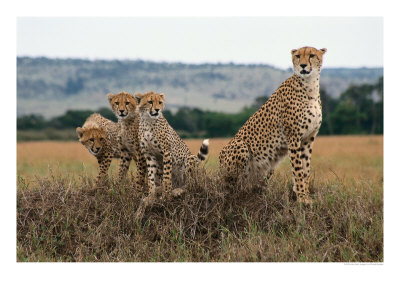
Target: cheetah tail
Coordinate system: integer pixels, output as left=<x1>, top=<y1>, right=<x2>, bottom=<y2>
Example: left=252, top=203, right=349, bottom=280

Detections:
left=197, top=139, right=209, bottom=162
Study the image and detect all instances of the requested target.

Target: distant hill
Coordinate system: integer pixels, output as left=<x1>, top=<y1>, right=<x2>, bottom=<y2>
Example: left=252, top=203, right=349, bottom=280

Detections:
left=17, top=57, right=383, bottom=118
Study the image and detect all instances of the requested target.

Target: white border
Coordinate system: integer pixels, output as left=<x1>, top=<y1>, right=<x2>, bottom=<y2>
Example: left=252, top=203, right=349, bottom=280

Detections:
left=3, top=0, right=398, bottom=299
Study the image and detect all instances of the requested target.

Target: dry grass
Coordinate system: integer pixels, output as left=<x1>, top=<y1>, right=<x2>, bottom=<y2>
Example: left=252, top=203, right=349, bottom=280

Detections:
left=17, top=135, right=383, bottom=262
left=17, top=136, right=383, bottom=182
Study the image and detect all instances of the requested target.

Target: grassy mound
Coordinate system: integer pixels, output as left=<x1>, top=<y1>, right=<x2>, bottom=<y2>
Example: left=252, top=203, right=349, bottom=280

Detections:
left=17, top=168, right=383, bottom=262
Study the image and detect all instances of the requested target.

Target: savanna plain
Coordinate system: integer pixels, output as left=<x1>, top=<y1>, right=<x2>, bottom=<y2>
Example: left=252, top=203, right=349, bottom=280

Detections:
left=17, top=135, right=383, bottom=262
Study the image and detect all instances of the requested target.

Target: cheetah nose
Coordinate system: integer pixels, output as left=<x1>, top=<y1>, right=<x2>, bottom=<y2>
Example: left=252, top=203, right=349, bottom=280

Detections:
left=155, top=108, right=160, bottom=112
left=300, top=64, right=307, bottom=69
left=119, top=110, right=125, bottom=114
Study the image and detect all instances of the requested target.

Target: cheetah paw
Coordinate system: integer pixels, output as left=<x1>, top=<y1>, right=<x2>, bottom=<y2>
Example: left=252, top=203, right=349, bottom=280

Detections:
left=155, top=186, right=163, bottom=196
left=171, top=188, right=185, bottom=198
left=297, top=194, right=313, bottom=205
left=142, top=194, right=157, bottom=206
left=162, top=192, right=172, bottom=201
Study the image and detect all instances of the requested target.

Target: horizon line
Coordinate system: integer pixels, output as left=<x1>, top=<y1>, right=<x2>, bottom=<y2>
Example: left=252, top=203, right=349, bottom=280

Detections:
left=16, top=55, right=384, bottom=70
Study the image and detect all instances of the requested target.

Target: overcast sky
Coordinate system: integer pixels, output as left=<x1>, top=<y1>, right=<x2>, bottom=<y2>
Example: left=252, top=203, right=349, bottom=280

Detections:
left=17, top=17, right=383, bottom=69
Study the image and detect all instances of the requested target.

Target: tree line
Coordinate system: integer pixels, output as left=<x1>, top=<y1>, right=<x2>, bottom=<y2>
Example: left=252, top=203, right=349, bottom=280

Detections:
left=17, top=77, right=383, bottom=140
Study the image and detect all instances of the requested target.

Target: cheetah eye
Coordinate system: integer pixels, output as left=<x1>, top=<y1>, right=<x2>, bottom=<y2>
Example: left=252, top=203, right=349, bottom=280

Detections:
left=295, top=55, right=300, bottom=58
left=89, top=138, right=94, bottom=142
left=115, top=102, right=119, bottom=106
left=309, top=54, right=315, bottom=58
left=148, top=100, right=153, bottom=104
left=159, top=101, right=163, bottom=104
left=125, top=102, right=130, bottom=105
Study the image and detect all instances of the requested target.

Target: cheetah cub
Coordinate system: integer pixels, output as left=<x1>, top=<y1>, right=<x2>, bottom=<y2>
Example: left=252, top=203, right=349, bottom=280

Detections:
left=135, top=91, right=209, bottom=204
left=76, top=113, right=121, bottom=185
left=219, top=46, right=327, bottom=204
left=107, top=91, right=146, bottom=192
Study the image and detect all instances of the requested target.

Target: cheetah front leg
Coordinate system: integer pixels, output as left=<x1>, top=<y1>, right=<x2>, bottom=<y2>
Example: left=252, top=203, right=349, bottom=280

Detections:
left=300, top=132, right=317, bottom=196
left=96, top=155, right=112, bottom=187
left=155, top=160, right=163, bottom=186
left=118, top=148, right=132, bottom=181
left=162, top=151, right=173, bottom=201
left=135, top=151, right=147, bottom=195
left=143, top=155, right=158, bottom=205
left=135, top=153, right=157, bottom=218
left=288, top=136, right=311, bottom=204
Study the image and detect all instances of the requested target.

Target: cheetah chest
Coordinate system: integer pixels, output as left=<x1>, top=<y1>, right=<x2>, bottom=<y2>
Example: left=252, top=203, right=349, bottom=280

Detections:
left=303, top=98, right=322, bottom=138
left=142, top=130, right=162, bottom=156
left=121, top=130, right=136, bottom=152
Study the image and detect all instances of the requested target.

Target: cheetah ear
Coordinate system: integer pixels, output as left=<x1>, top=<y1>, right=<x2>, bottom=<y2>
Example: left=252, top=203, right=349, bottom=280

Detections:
left=76, top=127, right=84, bottom=139
left=159, top=93, right=165, bottom=99
left=320, top=48, right=327, bottom=55
left=134, top=93, right=143, bottom=104
left=291, top=49, right=297, bottom=55
left=107, top=93, right=114, bottom=103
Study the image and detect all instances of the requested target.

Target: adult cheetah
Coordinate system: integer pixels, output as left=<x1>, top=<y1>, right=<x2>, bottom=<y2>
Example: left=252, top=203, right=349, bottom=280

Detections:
left=219, top=46, right=327, bottom=203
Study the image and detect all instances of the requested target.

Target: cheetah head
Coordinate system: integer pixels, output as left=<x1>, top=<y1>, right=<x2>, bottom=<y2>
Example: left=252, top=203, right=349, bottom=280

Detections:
left=76, top=126, right=106, bottom=156
left=107, top=91, right=138, bottom=119
left=135, top=91, right=165, bottom=119
left=291, top=47, right=327, bottom=78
